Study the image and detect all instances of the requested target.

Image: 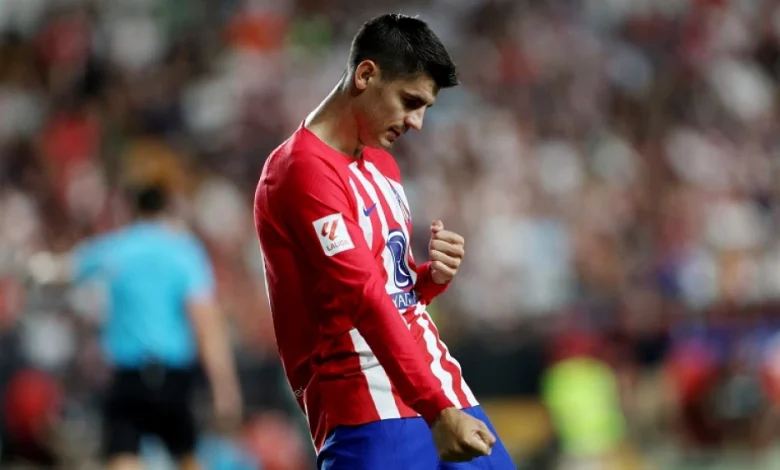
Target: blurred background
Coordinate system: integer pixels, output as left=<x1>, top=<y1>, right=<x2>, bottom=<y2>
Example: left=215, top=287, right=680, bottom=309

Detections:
left=5, top=0, right=780, bottom=468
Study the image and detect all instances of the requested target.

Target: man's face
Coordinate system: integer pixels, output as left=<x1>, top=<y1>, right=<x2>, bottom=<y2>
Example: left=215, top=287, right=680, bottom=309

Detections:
left=352, top=62, right=438, bottom=150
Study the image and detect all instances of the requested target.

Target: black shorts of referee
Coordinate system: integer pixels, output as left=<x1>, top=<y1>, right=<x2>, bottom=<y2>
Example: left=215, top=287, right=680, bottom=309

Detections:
left=102, top=364, right=198, bottom=459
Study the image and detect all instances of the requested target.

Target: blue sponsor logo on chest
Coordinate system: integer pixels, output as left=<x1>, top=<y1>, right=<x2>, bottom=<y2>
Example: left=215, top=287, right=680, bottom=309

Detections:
left=391, top=291, right=418, bottom=310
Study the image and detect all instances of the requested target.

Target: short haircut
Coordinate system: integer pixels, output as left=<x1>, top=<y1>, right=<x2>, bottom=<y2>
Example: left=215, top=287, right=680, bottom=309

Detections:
left=128, top=184, right=168, bottom=215
left=349, top=13, right=458, bottom=89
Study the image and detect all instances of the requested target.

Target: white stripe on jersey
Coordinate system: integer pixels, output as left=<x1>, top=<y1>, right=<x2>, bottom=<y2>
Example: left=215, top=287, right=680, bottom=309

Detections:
left=349, top=163, right=388, bottom=238
left=414, top=308, right=462, bottom=407
left=348, top=328, right=401, bottom=420
left=420, top=309, right=479, bottom=407
left=350, top=163, right=397, bottom=294
left=348, top=178, right=373, bottom=249
left=258, top=244, right=273, bottom=309
left=384, top=177, right=418, bottom=285
left=365, top=163, right=411, bottom=243
left=364, top=163, right=418, bottom=289
left=385, top=175, right=412, bottom=222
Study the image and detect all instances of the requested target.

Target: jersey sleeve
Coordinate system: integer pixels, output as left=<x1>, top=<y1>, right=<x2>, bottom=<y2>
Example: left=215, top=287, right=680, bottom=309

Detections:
left=272, top=154, right=454, bottom=425
left=414, top=261, right=450, bottom=304
left=72, top=238, right=108, bottom=283
left=182, top=236, right=216, bottom=302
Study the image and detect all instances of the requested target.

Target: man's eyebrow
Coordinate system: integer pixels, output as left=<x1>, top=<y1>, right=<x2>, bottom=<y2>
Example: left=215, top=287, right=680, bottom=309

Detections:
left=404, top=92, right=434, bottom=107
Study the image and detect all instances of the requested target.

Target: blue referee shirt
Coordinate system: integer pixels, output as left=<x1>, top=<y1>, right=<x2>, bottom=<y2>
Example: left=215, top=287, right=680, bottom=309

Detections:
left=73, top=221, right=215, bottom=369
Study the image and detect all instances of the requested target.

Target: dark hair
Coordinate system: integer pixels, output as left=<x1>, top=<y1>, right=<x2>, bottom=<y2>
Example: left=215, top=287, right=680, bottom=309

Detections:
left=128, top=184, right=168, bottom=216
left=349, top=13, right=458, bottom=89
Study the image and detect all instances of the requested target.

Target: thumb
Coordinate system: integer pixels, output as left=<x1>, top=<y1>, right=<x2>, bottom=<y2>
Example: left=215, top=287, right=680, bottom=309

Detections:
left=466, top=431, right=492, bottom=456
left=476, top=424, right=496, bottom=447
left=431, top=220, right=444, bottom=233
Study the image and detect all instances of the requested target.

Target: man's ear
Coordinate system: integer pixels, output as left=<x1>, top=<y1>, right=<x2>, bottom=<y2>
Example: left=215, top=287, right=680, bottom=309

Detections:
left=354, top=60, right=379, bottom=91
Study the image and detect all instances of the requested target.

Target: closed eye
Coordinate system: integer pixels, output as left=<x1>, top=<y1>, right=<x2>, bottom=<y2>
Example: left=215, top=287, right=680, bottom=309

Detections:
left=404, top=98, right=424, bottom=110
left=403, top=94, right=433, bottom=110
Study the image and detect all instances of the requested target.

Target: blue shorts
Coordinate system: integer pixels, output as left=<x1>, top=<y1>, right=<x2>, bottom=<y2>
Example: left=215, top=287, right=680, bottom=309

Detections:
left=317, top=406, right=516, bottom=470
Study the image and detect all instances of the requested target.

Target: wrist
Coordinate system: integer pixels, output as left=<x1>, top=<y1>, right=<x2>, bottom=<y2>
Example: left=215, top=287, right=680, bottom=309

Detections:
left=415, top=261, right=450, bottom=304
left=434, top=406, right=460, bottom=418
left=430, top=406, right=460, bottom=429
left=417, top=392, right=455, bottom=427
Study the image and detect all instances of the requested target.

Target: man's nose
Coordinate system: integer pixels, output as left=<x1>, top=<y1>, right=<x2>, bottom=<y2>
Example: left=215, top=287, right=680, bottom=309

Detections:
left=405, top=108, right=425, bottom=132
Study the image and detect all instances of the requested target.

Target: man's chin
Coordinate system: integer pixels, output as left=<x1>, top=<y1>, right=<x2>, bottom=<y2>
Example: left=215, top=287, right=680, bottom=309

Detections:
left=374, top=135, right=395, bottom=150
left=361, top=134, right=395, bottom=151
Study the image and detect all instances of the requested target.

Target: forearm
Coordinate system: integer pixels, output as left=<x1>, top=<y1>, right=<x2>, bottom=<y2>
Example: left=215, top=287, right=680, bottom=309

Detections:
left=191, top=302, right=240, bottom=391
left=345, top=274, right=454, bottom=424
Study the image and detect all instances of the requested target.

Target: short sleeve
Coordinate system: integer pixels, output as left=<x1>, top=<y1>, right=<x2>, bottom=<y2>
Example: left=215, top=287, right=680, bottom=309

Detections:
left=72, top=239, right=108, bottom=283
left=183, top=237, right=216, bottom=302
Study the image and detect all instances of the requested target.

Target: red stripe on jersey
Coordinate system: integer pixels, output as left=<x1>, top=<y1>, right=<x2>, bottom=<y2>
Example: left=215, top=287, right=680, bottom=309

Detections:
left=348, top=174, right=382, bottom=254
left=406, top=311, right=461, bottom=407
left=391, top=386, right=419, bottom=418
left=361, top=166, right=397, bottom=228
left=421, top=311, right=472, bottom=408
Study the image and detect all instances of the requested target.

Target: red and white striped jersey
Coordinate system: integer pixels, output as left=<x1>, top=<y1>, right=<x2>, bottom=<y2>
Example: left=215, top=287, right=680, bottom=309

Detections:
left=254, top=125, right=478, bottom=452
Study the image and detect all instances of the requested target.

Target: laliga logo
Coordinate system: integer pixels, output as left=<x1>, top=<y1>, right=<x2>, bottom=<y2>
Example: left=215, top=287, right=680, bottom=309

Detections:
left=314, top=213, right=355, bottom=257
left=321, top=220, right=339, bottom=241
left=321, top=220, right=350, bottom=251
left=386, top=229, right=412, bottom=288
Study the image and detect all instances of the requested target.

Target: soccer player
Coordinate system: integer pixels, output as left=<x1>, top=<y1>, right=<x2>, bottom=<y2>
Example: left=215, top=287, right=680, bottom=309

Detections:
left=27, top=184, right=242, bottom=470
left=254, top=13, right=516, bottom=469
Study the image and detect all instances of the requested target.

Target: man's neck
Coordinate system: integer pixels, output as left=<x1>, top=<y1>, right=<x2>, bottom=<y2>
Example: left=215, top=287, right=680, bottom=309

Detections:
left=304, top=80, right=363, bottom=158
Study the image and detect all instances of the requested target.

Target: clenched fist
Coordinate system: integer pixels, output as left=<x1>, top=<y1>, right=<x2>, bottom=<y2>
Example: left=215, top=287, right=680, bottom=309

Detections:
left=429, top=220, right=465, bottom=285
left=431, top=407, right=496, bottom=462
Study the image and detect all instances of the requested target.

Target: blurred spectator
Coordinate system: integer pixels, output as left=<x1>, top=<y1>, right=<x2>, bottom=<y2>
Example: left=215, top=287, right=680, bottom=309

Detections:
left=1, top=368, right=63, bottom=466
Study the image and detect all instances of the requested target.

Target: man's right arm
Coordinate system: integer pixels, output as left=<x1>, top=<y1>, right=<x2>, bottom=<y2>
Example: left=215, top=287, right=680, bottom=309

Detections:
left=27, top=239, right=101, bottom=285
left=183, top=238, right=242, bottom=430
left=269, top=155, right=453, bottom=425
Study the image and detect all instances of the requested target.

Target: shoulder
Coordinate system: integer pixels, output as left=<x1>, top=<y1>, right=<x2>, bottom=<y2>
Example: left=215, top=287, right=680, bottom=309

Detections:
left=262, top=130, right=342, bottom=187
left=76, top=229, right=121, bottom=253
left=72, top=229, right=128, bottom=270
left=366, top=148, right=401, bottom=182
left=171, top=228, right=208, bottom=257
left=267, top=137, right=354, bottom=202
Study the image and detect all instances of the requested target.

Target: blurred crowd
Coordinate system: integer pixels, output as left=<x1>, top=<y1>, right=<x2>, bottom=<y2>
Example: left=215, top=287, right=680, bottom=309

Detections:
left=6, top=0, right=780, bottom=468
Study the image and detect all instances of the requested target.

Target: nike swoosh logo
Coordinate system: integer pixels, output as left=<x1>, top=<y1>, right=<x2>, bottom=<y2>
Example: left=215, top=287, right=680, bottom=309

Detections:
left=363, top=204, right=377, bottom=217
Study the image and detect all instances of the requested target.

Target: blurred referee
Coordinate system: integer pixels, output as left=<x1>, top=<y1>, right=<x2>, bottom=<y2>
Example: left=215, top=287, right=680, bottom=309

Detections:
left=28, top=184, right=242, bottom=470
